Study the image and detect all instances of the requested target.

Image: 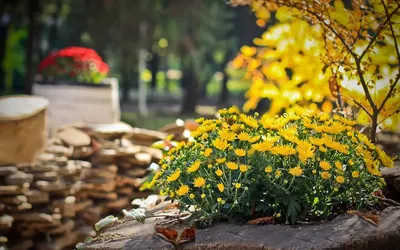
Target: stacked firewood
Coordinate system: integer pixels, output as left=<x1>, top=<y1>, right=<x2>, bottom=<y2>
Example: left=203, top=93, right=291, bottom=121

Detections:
left=0, top=120, right=193, bottom=250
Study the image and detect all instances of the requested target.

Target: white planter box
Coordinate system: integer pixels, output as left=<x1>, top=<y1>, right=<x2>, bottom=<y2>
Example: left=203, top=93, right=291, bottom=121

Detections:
left=33, top=78, right=120, bottom=135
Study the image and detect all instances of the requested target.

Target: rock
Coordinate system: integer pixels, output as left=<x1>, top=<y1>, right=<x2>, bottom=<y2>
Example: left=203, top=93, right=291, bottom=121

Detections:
left=116, top=146, right=141, bottom=157
left=85, top=181, right=116, bottom=192
left=72, top=146, right=93, bottom=159
left=58, top=127, right=91, bottom=147
left=0, top=195, right=27, bottom=205
left=82, top=206, right=400, bottom=250
left=95, top=149, right=117, bottom=164
left=0, top=166, right=18, bottom=176
left=9, top=212, right=59, bottom=223
left=0, top=184, right=29, bottom=196
left=75, top=199, right=93, bottom=212
left=37, top=153, right=57, bottom=164
left=116, top=175, right=144, bottom=188
left=51, top=196, right=76, bottom=218
left=85, top=191, right=118, bottom=200
left=9, top=239, right=33, bottom=250
left=25, top=190, right=50, bottom=204
left=32, top=171, right=59, bottom=182
left=89, top=122, right=133, bottom=140
left=117, top=187, right=133, bottom=196
left=36, top=180, right=68, bottom=192
left=86, top=165, right=118, bottom=179
left=105, top=197, right=130, bottom=211
left=125, top=168, right=148, bottom=178
left=130, top=128, right=168, bottom=144
left=45, top=144, right=73, bottom=157
left=0, top=215, right=14, bottom=229
left=43, top=219, right=75, bottom=235
left=129, top=152, right=152, bottom=166
left=5, top=171, right=34, bottom=185
left=35, top=231, right=78, bottom=250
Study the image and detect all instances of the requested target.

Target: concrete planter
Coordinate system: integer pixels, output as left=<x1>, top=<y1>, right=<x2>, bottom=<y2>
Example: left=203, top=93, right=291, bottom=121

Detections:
left=33, top=78, right=120, bottom=135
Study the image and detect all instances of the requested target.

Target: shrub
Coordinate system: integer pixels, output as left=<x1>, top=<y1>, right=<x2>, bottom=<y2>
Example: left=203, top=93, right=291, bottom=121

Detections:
left=153, top=106, right=393, bottom=224
left=39, top=47, right=109, bottom=83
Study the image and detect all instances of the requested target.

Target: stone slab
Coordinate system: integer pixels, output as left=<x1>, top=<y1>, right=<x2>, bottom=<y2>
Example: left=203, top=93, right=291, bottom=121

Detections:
left=82, top=206, right=400, bottom=250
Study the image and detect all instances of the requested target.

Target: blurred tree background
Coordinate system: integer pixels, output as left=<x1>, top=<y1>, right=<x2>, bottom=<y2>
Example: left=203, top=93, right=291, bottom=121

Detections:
left=0, top=0, right=265, bottom=122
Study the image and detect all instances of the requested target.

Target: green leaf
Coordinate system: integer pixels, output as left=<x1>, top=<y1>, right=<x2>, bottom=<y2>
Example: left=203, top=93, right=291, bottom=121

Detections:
left=94, top=215, right=118, bottom=231
left=122, top=208, right=146, bottom=224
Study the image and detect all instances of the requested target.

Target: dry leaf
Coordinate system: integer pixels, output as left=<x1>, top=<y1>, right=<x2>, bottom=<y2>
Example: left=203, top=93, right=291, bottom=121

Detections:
left=154, top=224, right=195, bottom=246
left=247, top=216, right=275, bottom=225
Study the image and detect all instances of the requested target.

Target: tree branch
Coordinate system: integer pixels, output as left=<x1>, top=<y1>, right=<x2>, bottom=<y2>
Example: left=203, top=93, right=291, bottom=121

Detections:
left=359, top=5, right=400, bottom=60
left=378, top=73, right=400, bottom=112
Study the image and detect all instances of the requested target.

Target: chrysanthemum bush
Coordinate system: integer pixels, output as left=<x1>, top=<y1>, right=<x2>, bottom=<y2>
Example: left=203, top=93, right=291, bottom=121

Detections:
left=152, top=106, right=394, bottom=224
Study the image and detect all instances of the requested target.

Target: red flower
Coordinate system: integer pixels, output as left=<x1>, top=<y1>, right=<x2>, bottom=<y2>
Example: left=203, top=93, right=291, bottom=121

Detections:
left=39, top=46, right=109, bottom=82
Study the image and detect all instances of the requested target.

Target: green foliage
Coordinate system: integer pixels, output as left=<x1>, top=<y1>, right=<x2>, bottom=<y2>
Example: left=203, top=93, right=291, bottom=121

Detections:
left=2, top=26, right=27, bottom=93
left=153, top=106, right=393, bottom=224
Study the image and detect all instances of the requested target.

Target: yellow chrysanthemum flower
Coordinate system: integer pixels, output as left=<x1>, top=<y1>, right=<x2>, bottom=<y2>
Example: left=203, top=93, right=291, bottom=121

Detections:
left=275, top=170, right=282, bottom=177
left=312, top=169, right=317, bottom=174
left=204, top=148, right=213, bottom=157
left=289, top=166, right=303, bottom=177
left=189, top=193, right=195, bottom=199
left=336, top=176, right=345, bottom=184
left=177, top=185, right=189, bottom=196
left=296, top=141, right=315, bottom=163
left=217, top=183, right=224, bottom=192
left=187, top=161, right=201, bottom=173
left=321, top=171, right=331, bottom=179
left=271, top=145, right=297, bottom=156
left=248, top=148, right=256, bottom=156
left=234, top=149, right=246, bottom=157
left=240, top=114, right=259, bottom=128
left=213, top=138, right=230, bottom=151
left=219, top=129, right=236, bottom=141
left=201, top=193, right=206, bottom=199
left=265, top=166, right=273, bottom=173
left=201, top=133, right=208, bottom=140
left=235, top=183, right=241, bottom=189
left=228, top=106, right=240, bottom=114
left=194, top=177, right=206, bottom=187
left=321, top=122, right=346, bottom=134
left=240, top=164, right=249, bottom=172
left=217, top=197, right=222, bottom=203
left=319, top=161, right=332, bottom=171
left=352, top=171, right=359, bottom=178
left=309, top=137, right=324, bottom=146
left=216, top=158, right=226, bottom=163
left=252, top=141, right=274, bottom=152
left=238, top=132, right=250, bottom=141
left=334, top=161, right=343, bottom=170
left=230, top=123, right=241, bottom=132
left=278, top=125, right=298, bottom=142
left=376, top=147, right=394, bottom=168
left=195, top=117, right=205, bottom=124
left=248, top=135, right=261, bottom=143
left=367, top=161, right=382, bottom=176
left=215, top=169, right=223, bottom=177
left=348, top=159, right=355, bottom=166
left=167, top=169, right=180, bottom=182
left=226, top=162, right=238, bottom=170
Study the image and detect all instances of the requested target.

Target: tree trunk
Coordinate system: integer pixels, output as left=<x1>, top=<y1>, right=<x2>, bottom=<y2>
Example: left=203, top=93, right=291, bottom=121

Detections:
left=150, top=52, right=159, bottom=92
left=48, top=0, right=63, bottom=52
left=24, top=0, right=40, bottom=95
left=138, top=21, right=148, bottom=116
left=218, top=53, right=234, bottom=106
left=218, top=72, right=229, bottom=106
left=181, top=59, right=198, bottom=114
left=121, top=67, right=130, bottom=102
